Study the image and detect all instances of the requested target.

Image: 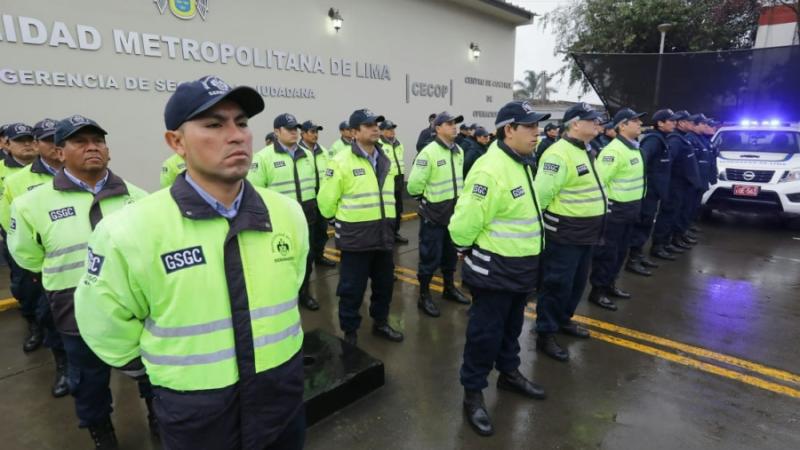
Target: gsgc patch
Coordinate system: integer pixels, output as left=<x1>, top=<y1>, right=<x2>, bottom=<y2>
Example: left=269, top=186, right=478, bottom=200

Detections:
left=543, top=163, right=560, bottom=173
left=472, top=184, right=488, bottom=197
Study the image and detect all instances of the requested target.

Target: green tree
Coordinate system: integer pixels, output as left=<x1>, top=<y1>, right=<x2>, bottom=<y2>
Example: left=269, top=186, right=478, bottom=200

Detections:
left=543, top=0, right=762, bottom=93
left=513, top=70, right=558, bottom=101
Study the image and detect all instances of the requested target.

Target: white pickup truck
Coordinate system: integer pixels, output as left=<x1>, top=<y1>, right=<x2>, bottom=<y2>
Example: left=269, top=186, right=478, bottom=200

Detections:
left=703, top=123, right=800, bottom=222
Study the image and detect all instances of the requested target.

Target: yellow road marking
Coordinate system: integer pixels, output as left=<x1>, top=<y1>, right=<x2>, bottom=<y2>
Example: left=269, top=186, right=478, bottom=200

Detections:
left=523, top=312, right=800, bottom=399
left=0, top=297, right=18, bottom=312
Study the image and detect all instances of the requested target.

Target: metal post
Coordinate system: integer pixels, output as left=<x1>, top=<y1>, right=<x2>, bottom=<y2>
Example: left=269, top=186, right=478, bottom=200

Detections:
left=653, top=23, right=673, bottom=107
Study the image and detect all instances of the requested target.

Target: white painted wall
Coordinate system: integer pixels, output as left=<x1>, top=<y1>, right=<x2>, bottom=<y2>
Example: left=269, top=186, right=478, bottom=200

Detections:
left=0, top=0, right=519, bottom=190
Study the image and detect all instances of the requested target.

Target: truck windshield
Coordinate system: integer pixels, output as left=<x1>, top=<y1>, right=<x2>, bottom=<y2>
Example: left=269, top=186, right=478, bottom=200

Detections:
left=714, top=130, right=800, bottom=154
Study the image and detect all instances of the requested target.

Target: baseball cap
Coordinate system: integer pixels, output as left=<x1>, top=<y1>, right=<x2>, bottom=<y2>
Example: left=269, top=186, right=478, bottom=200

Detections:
left=33, top=119, right=58, bottom=140
left=612, top=108, right=647, bottom=127
left=301, top=120, right=323, bottom=132
left=495, top=101, right=551, bottom=128
left=672, top=110, right=691, bottom=122
left=562, top=103, right=603, bottom=123
left=652, top=109, right=679, bottom=123
left=274, top=113, right=301, bottom=129
left=433, top=111, right=464, bottom=126
left=474, top=127, right=489, bottom=137
left=338, top=121, right=350, bottom=131
left=164, top=75, right=264, bottom=131
left=380, top=120, right=398, bottom=130
left=348, top=109, right=384, bottom=128
left=54, top=115, right=107, bottom=146
left=5, top=123, right=35, bottom=140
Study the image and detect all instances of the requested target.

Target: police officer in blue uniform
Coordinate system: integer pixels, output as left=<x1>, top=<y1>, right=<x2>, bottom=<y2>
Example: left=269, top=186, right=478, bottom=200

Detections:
left=670, top=111, right=703, bottom=249
left=683, top=113, right=713, bottom=240
left=627, top=109, right=678, bottom=270
left=415, top=113, right=437, bottom=152
left=463, top=127, right=490, bottom=177
left=591, top=121, right=616, bottom=152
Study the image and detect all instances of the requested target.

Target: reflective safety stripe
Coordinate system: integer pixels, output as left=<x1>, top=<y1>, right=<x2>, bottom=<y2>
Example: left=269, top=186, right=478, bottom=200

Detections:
left=489, top=230, right=542, bottom=239
left=428, top=179, right=454, bottom=187
left=543, top=213, right=560, bottom=223
left=471, top=249, right=491, bottom=262
left=616, top=176, right=643, bottom=183
left=543, top=223, right=557, bottom=232
left=279, top=190, right=295, bottom=195
left=270, top=180, right=295, bottom=187
left=45, top=242, right=88, bottom=258
left=614, top=184, right=644, bottom=192
left=141, top=320, right=302, bottom=367
left=145, top=298, right=299, bottom=338
left=490, top=217, right=540, bottom=226
left=559, top=196, right=605, bottom=204
left=464, top=256, right=489, bottom=276
left=428, top=186, right=461, bottom=196
left=560, top=186, right=601, bottom=195
left=340, top=202, right=384, bottom=210
left=342, top=192, right=380, bottom=200
left=43, top=261, right=84, bottom=274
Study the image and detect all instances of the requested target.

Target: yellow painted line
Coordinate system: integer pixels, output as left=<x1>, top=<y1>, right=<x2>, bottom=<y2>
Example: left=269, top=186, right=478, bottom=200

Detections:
left=570, top=314, right=800, bottom=386
left=523, top=312, right=800, bottom=399
left=0, top=297, right=19, bottom=312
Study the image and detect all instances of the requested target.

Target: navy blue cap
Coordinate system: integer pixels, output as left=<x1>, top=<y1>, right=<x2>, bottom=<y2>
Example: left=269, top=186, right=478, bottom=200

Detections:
left=33, top=119, right=58, bottom=140
left=495, top=101, right=551, bottom=128
left=434, top=111, right=464, bottom=127
left=164, top=75, right=264, bottom=131
left=652, top=109, right=679, bottom=123
left=338, top=121, right=350, bottom=131
left=301, top=120, right=323, bottom=132
left=673, top=110, right=691, bottom=122
left=348, top=109, right=384, bottom=129
left=612, top=108, right=646, bottom=127
left=563, top=103, right=603, bottom=123
left=0, top=124, right=10, bottom=137
left=544, top=123, right=559, bottom=132
left=689, top=113, right=708, bottom=124
left=55, top=115, right=107, bottom=146
left=459, top=123, right=477, bottom=130
left=274, top=113, right=301, bottom=129
left=474, top=127, right=489, bottom=137
left=379, top=120, right=397, bottom=130
left=5, top=123, right=34, bottom=140
left=265, top=132, right=276, bottom=141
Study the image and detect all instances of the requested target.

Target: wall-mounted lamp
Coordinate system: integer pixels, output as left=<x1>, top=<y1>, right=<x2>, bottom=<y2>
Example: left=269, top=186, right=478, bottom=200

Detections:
left=469, top=42, right=481, bottom=60
left=328, top=8, right=343, bottom=32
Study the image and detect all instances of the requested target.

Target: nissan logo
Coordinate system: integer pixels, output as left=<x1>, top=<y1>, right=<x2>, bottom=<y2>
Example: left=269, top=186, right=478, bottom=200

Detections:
left=742, top=171, right=756, bottom=181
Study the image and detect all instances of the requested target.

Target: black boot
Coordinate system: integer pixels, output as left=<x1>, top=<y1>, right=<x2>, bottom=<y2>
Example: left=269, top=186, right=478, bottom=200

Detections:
left=588, top=287, right=617, bottom=311
left=23, top=318, right=43, bottom=353
left=299, top=286, right=319, bottom=311
left=640, top=256, right=659, bottom=268
left=51, top=350, right=69, bottom=398
left=536, top=334, right=569, bottom=362
left=651, top=245, right=676, bottom=260
left=682, top=233, right=698, bottom=245
left=314, top=256, right=337, bottom=267
left=608, top=285, right=631, bottom=299
left=394, top=234, right=409, bottom=244
left=88, top=418, right=119, bottom=450
left=442, top=274, right=470, bottom=305
left=671, top=237, right=692, bottom=250
left=497, top=369, right=546, bottom=399
left=145, top=398, right=160, bottom=439
left=664, top=243, right=685, bottom=254
left=417, top=275, right=440, bottom=317
left=625, top=258, right=652, bottom=277
left=463, top=390, right=493, bottom=436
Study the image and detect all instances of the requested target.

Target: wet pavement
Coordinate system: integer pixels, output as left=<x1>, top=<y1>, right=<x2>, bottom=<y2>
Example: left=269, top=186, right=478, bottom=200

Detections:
left=1, top=211, right=799, bottom=449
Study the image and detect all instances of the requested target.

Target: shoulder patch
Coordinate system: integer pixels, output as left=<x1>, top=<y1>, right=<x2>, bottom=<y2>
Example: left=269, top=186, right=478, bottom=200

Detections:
left=161, top=166, right=168, bottom=173
left=602, top=155, right=615, bottom=163
left=325, top=168, right=334, bottom=177
left=415, top=159, right=428, bottom=167
left=274, top=161, right=287, bottom=168
left=630, top=157, right=640, bottom=165
left=353, top=168, right=366, bottom=177
left=576, top=164, right=590, bottom=176
left=472, top=184, right=488, bottom=197
left=9, top=218, right=16, bottom=231
left=49, top=207, right=76, bottom=222
left=436, top=159, right=446, bottom=167
left=543, top=162, right=560, bottom=173
left=161, top=246, right=206, bottom=274
left=510, top=186, right=525, bottom=199
left=87, top=247, right=105, bottom=276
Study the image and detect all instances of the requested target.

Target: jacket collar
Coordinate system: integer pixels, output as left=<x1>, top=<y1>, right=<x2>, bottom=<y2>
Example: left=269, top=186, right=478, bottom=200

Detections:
left=274, top=141, right=307, bottom=160
left=497, top=140, right=535, bottom=167
left=298, top=140, right=323, bottom=155
left=435, top=137, right=460, bottom=153
left=562, top=135, right=589, bottom=151
left=53, top=168, right=129, bottom=202
left=30, top=157, right=55, bottom=175
left=169, top=173, right=273, bottom=233
left=3, top=153, right=26, bottom=168
left=616, top=135, right=639, bottom=150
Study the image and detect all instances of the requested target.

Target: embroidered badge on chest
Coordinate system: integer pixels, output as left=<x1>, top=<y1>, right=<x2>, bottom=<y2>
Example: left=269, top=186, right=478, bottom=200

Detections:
left=161, top=246, right=206, bottom=274
left=274, top=161, right=287, bottom=168
left=511, top=186, right=525, bottom=199
left=437, top=159, right=446, bottom=167
left=49, top=207, right=76, bottom=222
left=576, top=164, right=590, bottom=176
left=353, top=168, right=366, bottom=176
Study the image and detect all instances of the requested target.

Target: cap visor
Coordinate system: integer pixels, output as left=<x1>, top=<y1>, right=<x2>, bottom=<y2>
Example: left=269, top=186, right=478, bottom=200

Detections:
left=185, top=86, right=265, bottom=125
left=518, top=112, right=551, bottom=124
left=454, top=115, right=464, bottom=124
left=62, top=124, right=107, bottom=143
left=36, top=131, right=56, bottom=139
left=583, top=111, right=604, bottom=120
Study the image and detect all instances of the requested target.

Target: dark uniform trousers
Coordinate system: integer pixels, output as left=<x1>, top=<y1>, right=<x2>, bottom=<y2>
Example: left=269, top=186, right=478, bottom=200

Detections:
left=629, top=188, right=660, bottom=250
left=154, top=397, right=306, bottom=450
left=311, top=209, right=329, bottom=262
left=418, top=218, right=457, bottom=278
left=393, top=174, right=404, bottom=235
left=535, top=240, right=593, bottom=335
left=591, top=220, right=632, bottom=288
left=336, top=250, right=394, bottom=332
left=61, top=334, right=153, bottom=428
left=652, top=180, right=685, bottom=245
left=460, top=288, right=528, bottom=391
left=676, top=185, right=700, bottom=235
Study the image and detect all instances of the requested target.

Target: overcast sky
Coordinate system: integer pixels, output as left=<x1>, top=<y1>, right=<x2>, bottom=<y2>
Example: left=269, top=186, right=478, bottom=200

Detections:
left=512, top=0, right=602, bottom=104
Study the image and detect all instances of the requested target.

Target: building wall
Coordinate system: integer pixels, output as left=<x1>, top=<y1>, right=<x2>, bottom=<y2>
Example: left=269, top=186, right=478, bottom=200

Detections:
left=0, top=0, right=520, bottom=190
